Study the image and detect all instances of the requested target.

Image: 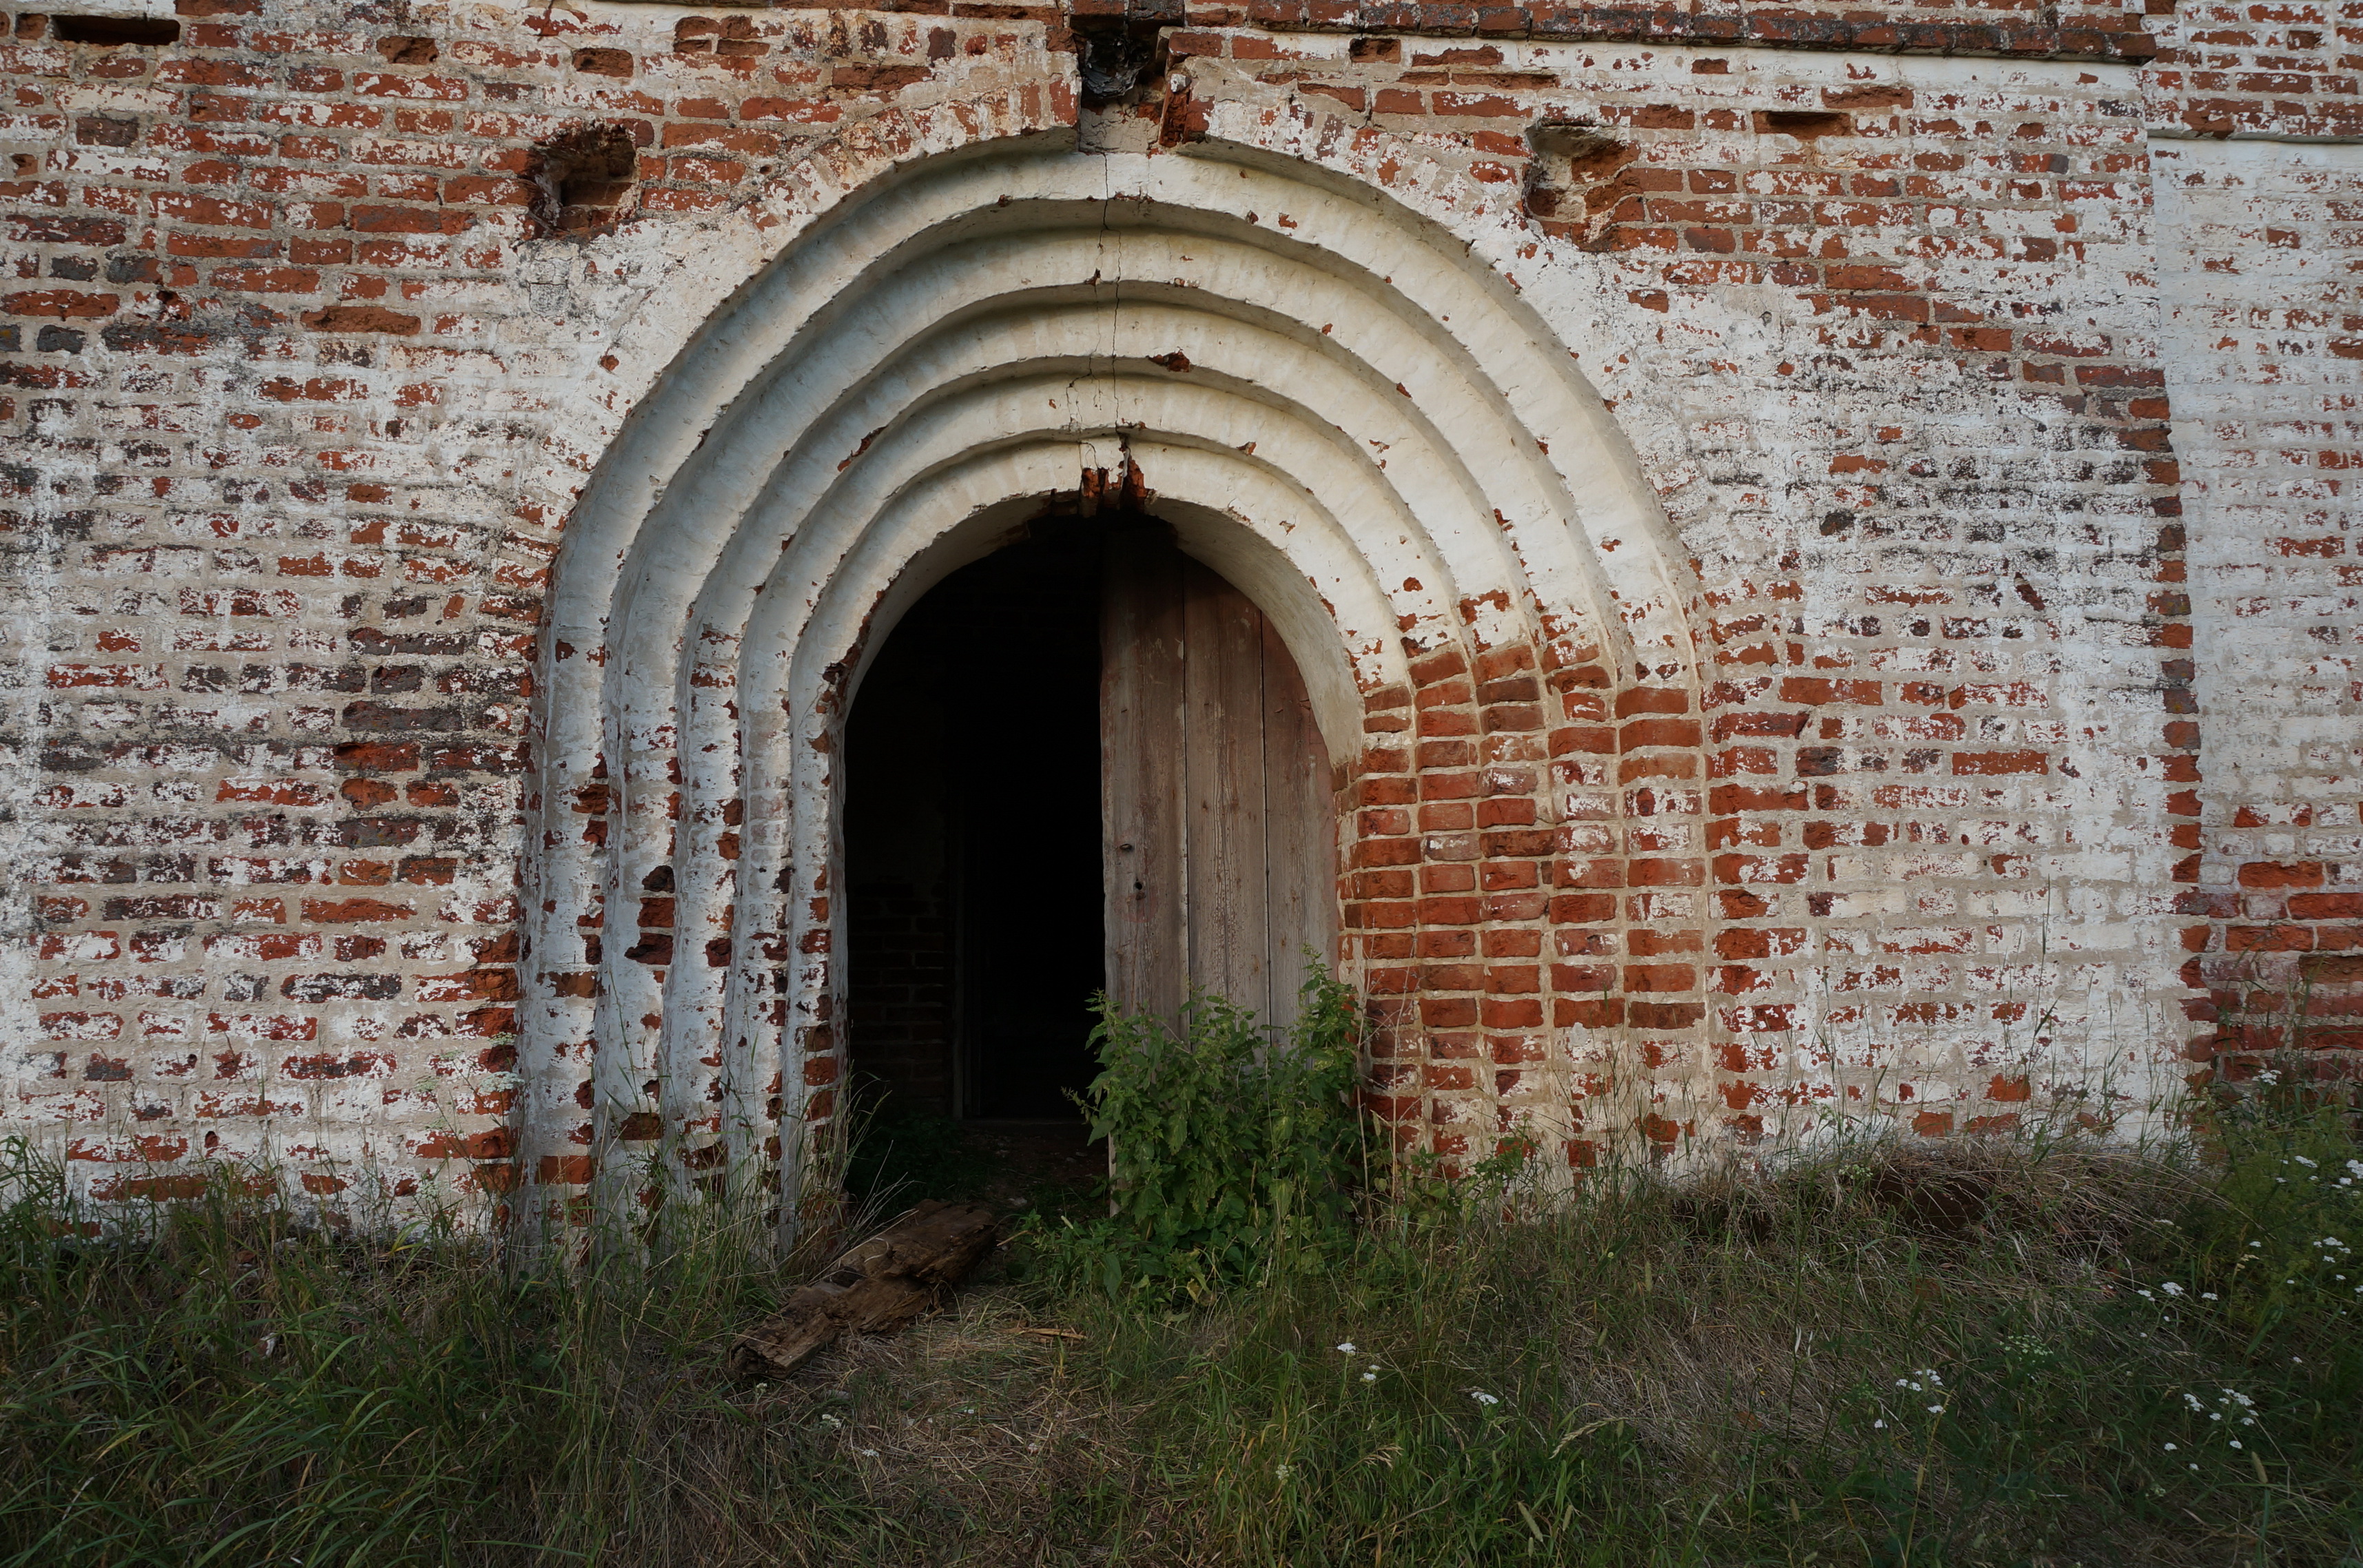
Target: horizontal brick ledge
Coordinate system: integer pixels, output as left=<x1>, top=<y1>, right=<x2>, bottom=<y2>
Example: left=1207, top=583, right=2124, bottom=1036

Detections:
left=1249, top=3, right=2159, bottom=62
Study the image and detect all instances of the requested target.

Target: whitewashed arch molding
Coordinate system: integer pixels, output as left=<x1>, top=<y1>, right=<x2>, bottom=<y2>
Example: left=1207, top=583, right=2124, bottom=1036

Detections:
left=524, top=130, right=1700, bottom=1220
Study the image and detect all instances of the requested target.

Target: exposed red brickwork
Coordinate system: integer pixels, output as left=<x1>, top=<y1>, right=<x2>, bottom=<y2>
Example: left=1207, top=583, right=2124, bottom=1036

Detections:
left=1241, top=0, right=2158, bottom=61
left=845, top=881, right=953, bottom=1110
left=1158, top=32, right=2206, bottom=1146
left=1347, top=633, right=1698, bottom=1163
left=0, top=0, right=1064, bottom=1206
left=3, top=0, right=2355, bottom=1214
left=2147, top=0, right=2363, bottom=140
left=2155, top=138, right=2363, bottom=1084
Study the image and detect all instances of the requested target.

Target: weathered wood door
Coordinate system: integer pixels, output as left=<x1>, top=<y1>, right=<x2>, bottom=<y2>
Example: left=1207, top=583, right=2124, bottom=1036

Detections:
left=1100, top=530, right=1338, bottom=1030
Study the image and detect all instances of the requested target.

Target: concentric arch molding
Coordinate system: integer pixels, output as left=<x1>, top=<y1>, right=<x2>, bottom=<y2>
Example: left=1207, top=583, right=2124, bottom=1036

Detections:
left=520, top=127, right=1705, bottom=1232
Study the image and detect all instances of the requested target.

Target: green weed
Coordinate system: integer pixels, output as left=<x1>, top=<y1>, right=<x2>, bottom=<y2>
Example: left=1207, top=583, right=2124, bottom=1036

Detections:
left=1023, top=966, right=1366, bottom=1299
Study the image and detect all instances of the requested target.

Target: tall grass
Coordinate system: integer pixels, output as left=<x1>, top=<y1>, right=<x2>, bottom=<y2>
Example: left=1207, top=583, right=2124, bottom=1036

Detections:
left=1060, top=1118, right=2360, bottom=1565
left=0, top=1088, right=2355, bottom=1565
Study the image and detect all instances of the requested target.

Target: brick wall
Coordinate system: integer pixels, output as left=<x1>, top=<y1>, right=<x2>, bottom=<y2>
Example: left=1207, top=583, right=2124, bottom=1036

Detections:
left=2, top=0, right=2357, bottom=1217
left=0, top=0, right=1064, bottom=1206
left=844, top=880, right=953, bottom=1111
left=2157, top=138, right=2363, bottom=1075
left=2147, top=0, right=2363, bottom=141
left=1173, top=36, right=2197, bottom=1154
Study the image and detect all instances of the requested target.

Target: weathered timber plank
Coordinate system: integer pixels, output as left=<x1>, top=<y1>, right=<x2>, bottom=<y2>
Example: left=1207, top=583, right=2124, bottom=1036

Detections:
left=1261, top=612, right=1337, bottom=1029
left=728, top=1199, right=1001, bottom=1379
left=1183, top=557, right=1271, bottom=1018
left=1102, top=533, right=1188, bottom=1025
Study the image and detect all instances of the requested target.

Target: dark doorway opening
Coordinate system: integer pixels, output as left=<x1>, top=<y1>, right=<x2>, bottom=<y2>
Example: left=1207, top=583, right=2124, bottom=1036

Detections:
left=843, top=521, right=1108, bottom=1127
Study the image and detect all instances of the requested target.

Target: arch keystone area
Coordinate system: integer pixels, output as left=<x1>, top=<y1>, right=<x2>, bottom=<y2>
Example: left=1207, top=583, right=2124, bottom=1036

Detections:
left=526, top=130, right=1708, bottom=1229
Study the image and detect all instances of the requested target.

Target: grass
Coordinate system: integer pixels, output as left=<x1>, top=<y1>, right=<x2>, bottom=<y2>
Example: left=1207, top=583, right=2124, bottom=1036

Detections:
left=0, top=1095, right=2357, bottom=1567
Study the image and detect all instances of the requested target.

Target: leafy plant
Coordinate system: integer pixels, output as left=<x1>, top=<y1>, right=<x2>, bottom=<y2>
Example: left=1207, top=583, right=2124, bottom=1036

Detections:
left=1029, top=964, right=1367, bottom=1297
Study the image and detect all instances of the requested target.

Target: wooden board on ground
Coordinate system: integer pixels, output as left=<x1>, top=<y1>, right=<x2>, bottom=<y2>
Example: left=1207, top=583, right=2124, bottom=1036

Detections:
left=728, top=1199, right=1002, bottom=1380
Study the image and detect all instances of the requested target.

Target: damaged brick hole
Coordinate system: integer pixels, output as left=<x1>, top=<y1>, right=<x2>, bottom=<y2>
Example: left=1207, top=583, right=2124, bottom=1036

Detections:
left=1071, top=14, right=1170, bottom=107
left=48, top=14, right=182, bottom=45
left=530, top=124, right=643, bottom=238
left=1755, top=109, right=1852, bottom=140
left=1523, top=121, right=1638, bottom=236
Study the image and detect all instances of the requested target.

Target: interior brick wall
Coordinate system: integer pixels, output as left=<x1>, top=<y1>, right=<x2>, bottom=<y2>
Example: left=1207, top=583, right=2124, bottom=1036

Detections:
left=843, top=881, right=953, bottom=1112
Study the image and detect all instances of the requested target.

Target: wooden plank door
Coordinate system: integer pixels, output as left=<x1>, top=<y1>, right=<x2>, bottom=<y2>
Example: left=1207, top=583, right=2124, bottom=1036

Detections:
left=1101, top=529, right=1337, bottom=1030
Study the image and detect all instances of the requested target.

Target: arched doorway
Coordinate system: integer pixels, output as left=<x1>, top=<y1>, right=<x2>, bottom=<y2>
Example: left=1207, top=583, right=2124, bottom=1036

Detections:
left=521, top=136, right=1704, bottom=1231
left=843, top=516, right=1337, bottom=1131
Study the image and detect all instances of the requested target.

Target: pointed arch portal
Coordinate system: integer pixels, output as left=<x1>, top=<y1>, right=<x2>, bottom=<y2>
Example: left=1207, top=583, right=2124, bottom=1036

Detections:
left=839, top=516, right=1337, bottom=1127
left=525, top=130, right=1702, bottom=1228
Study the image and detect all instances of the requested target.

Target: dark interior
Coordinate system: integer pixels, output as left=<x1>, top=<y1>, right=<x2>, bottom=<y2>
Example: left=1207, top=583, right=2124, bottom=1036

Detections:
left=842, top=520, right=1109, bottom=1123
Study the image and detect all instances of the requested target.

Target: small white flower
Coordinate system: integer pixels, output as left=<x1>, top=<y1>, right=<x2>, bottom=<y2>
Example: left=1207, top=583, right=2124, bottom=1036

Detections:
left=1336, top=1342, right=1356, bottom=1354
left=2184, top=1394, right=2205, bottom=1412
left=2294, top=1155, right=2317, bottom=1168
left=1469, top=1390, right=1500, bottom=1407
left=1873, top=1419, right=1886, bottom=1430
left=2201, top=1292, right=2218, bottom=1301
left=2163, top=1443, right=2177, bottom=1452
left=1275, top=1463, right=1294, bottom=1481
left=1361, top=1371, right=1378, bottom=1383
left=820, top=1414, right=845, bottom=1430
left=859, top=1448, right=879, bottom=1458
left=2160, top=1282, right=2185, bottom=1298
left=2230, top=1441, right=2242, bottom=1450
left=1926, top=1405, right=1946, bottom=1415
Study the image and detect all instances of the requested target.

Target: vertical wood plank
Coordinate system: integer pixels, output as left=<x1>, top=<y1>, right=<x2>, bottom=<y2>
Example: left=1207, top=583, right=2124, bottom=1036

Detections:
left=1105, top=531, right=1338, bottom=1039
left=1260, top=612, right=1338, bottom=1030
left=1180, top=559, right=1270, bottom=1020
left=1101, top=533, right=1188, bottom=1025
